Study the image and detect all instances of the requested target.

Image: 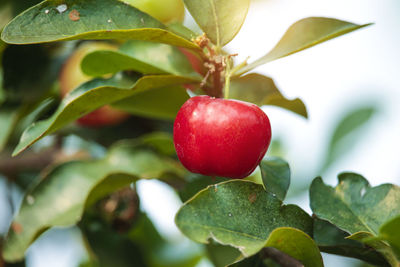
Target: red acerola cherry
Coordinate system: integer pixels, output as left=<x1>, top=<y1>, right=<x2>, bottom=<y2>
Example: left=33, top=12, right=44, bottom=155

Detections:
left=173, top=95, right=272, bottom=179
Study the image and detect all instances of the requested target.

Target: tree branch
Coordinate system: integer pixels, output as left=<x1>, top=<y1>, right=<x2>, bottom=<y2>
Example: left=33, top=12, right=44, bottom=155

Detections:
left=260, top=247, right=304, bottom=267
left=0, top=147, right=60, bottom=180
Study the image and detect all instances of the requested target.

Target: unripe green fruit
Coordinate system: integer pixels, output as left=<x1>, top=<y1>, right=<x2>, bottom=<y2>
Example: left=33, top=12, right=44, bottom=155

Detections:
left=123, top=0, right=185, bottom=24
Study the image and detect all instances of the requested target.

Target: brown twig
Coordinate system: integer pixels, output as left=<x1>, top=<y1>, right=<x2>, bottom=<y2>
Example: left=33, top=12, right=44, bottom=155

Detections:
left=260, top=247, right=304, bottom=267
left=0, top=238, right=4, bottom=267
left=0, top=147, right=60, bottom=180
left=194, top=35, right=226, bottom=98
left=0, top=145, right=89, bottom=182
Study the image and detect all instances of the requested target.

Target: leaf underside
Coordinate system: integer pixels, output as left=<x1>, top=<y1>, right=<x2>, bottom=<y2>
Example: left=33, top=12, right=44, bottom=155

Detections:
left=12, top=74, right=193, bottom=156
left=183, top=0, right=250, bottom=47
left=237, top=17, right=372, bottom=75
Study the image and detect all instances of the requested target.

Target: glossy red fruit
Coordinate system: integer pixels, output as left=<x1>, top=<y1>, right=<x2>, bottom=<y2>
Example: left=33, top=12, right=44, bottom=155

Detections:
left=173, top=95, right=272, bottom=179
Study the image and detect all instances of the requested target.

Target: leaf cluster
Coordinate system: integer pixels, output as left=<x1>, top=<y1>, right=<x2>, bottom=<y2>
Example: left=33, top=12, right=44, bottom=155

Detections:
left=0, top=1, right=395, bottom=267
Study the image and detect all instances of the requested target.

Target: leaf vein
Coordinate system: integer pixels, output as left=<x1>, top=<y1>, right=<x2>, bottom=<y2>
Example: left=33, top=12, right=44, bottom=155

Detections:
left=179, top=221, right=266, bottom=241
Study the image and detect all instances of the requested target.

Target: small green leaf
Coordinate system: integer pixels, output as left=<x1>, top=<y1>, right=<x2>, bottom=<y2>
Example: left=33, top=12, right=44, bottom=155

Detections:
left=380, top=215, right=400, bottom=258
left=82, top=40, right=201, bottom=78
left=348, top=232, right=398, bottom=267
left=13, top=74, right=195, bottom=156
left=1, top=0, right=197, bottom=49
left=229, top=74, right=307, bottom=118
left=3, top=136, right=185, bottom=262
left=259, top=157, right=290, bottom=201
left=310, top=173, right=400, bottom=235
left=206, top=241, right=242, bottom=267
left=262, top=227, right=323, bottom=267
left=112, top=86, right=190, bottom=120
left=230, top=229, right=322, bottom=266
left=310, top=173, right=400, bottom=266
left=175, top=180, right=312, bottom=257
left=237, top=17, right=371, bottom=75
left=313, top=218, right=388, bottom=266
left=322, top=106, right=377, bottom=170
left=183, top=0, right=250, bottom=47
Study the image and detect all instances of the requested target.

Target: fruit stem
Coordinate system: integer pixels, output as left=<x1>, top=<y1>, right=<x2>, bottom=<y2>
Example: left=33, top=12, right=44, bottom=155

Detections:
left=212, top=64, right=223, bottom=98
left=194, top=34, right=225, bottom=98
left=224, top=59, right=231, bottom=99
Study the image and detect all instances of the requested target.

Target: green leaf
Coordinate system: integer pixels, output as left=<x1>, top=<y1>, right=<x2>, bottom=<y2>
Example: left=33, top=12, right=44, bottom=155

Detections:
left=322, top=106, right=377, bottom=170
left=259, top=157, right=290, bottom=201
left=313, top=218, right=388, bottom=266
left=262, top=227, right=323, bottom=267
left=310, top=173, right=400, bottom=265
left=2, top=136, right=185, bottom=262
left=139, top=132, right=176, bottom=157
left=229, top=74, right=307, bottom=118
left=168, top=22, right=199, bottom=41
left=348, top=232, right=398, bottom=267
left=13, top=74, right=195, bottom=156
left=231, top=228, right=323, bottom=266
left=310, top=173, right=400, bottom=235
left=1, top=0, right=198, bottom=49
left=0, top=2, right=12, bottom=30
left=175, top=180, right=312, bottom=257
left=82, top=40, right=201, bottom=78
left=113, top=85, right=190, bottom=120
left=0, top=99, right=55, bottom=152
left=206, top=241, right=242, bottom=267
left=183, top=0, right=250, bottom=47
left=380, top=215, right=400, bottom=258
left=236, top=17, right=371, bottom=76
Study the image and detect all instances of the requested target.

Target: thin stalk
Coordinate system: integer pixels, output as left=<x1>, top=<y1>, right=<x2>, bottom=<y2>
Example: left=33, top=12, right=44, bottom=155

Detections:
left=224, top=59, right=232, bottom=99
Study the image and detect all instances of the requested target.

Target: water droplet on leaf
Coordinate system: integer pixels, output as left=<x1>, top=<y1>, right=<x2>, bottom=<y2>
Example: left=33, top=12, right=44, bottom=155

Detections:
left=360, top=187, right=366, bottom=197
left=56, top=4, right=68, bottom=13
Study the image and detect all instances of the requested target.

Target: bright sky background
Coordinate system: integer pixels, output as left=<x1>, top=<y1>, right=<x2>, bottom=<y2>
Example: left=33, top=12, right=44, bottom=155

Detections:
left=1, top=1, right=399, bottom=266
